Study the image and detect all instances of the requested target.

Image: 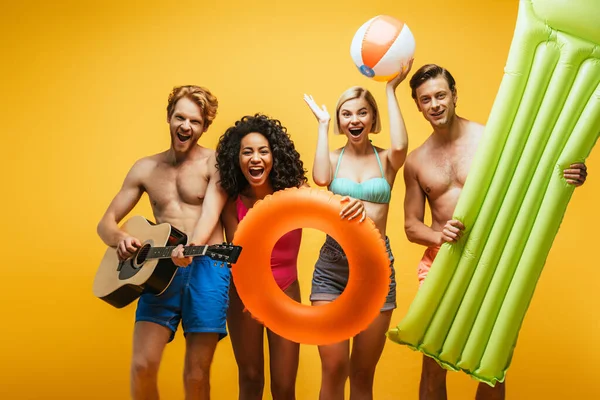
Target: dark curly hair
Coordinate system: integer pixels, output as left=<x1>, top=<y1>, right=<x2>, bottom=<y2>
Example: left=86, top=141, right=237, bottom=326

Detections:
left=216, top=114, right=307, bottom=197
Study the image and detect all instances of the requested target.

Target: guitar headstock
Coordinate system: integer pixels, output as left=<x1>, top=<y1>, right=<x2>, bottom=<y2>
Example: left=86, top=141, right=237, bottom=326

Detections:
left=206, top=243, right=243, bottom=264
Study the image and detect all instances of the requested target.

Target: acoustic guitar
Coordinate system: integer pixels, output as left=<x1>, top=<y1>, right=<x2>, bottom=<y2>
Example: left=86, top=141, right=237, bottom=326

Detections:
left=93, top=216, right=242, bottom=308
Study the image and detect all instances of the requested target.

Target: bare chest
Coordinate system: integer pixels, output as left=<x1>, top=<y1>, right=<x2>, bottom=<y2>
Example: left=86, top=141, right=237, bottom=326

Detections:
left=143, top=163, right=208, bottom=210
left=418, top=149, right=474, bottom=201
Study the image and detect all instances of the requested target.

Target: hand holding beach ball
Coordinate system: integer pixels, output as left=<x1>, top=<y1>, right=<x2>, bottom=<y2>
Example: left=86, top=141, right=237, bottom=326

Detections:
left=351, top=15, right=416, bottom=82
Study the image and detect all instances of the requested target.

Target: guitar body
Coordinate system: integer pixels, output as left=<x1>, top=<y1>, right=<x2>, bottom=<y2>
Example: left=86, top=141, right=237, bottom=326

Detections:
left=93, top=216, right=186, bottom=308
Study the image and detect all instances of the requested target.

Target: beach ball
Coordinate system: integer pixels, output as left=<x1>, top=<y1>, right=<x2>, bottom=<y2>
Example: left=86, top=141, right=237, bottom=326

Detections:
left=350, top=15, right=416, bottom=82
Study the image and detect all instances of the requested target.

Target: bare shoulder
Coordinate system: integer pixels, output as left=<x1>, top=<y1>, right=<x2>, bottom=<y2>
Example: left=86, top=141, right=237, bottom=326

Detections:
left=129, top=153, right=163, bottom=177
left=329, top=147, right=343, bottom=165
left=404, top=135, right=440, bottom=181
left=460, top=120, right=485, bottom=152
left=200, top=146, right=216, bottom=158
left=404, top=146, right=424, bottom=177
left=184, top=145, right=213, bottom=163
left=203, top=148, right=217, bottom=169
left=191, top=146, right=216, bottom=163
left=406, top=137, right=432, bottom=165
left=372, top=144, right=388, bottom=158
left=466, top=119, right=485, bottom=137
left=191, top=146, right=217, bottom=179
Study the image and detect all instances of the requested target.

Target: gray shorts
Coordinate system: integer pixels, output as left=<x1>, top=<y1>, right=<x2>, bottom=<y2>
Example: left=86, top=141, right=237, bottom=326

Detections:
left=310, top=235, right=397, bottom=311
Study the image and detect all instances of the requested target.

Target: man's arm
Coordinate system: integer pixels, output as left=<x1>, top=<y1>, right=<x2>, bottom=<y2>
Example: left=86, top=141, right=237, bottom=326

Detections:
left=97, top=160, right=146, bottom=259
left=403, top=155, right=445, bottom=248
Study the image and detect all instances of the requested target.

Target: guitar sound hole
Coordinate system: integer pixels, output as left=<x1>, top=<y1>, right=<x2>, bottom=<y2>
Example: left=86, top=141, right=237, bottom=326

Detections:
left=135, top=244, right=151, bottom=266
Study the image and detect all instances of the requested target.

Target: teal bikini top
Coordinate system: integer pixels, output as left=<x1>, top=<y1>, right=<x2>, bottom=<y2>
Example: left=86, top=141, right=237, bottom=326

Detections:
left=329, top=145, right=391, bottom=204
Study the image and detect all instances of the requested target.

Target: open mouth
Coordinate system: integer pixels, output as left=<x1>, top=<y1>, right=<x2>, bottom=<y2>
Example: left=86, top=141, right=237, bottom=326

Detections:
left=430, top=110, right=444, bottom=118
left=177, top=133, right=191, bottom=142
left=249, top=167, right=264, bottom=178
left=349, top=128, right=364, bottom=137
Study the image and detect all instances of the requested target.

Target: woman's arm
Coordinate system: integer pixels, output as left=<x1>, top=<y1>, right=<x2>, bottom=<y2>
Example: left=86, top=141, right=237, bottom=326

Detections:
left=304, top=94, right=333, bottom=187
left=385, top=60, right=413, bottom=172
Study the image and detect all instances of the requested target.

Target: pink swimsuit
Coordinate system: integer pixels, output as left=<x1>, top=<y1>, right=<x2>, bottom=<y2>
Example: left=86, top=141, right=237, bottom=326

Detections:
left=235, top=196, right=302, bottom=291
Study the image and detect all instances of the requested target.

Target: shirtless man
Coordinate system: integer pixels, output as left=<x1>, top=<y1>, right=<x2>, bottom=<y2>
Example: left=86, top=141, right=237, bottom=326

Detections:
left=403, top=64, right=588, bottom=400
left=97, top=85, right=229, bottom=400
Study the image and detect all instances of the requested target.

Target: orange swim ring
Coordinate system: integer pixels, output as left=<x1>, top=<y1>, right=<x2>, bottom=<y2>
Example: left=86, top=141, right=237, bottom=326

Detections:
left=231, top=187, right=390, bottom=345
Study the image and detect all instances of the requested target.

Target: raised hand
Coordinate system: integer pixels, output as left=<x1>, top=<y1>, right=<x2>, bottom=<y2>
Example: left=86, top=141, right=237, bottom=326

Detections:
left=304, top=94, right=330, bottom=124
left=387, top=58, right=414, bottom=90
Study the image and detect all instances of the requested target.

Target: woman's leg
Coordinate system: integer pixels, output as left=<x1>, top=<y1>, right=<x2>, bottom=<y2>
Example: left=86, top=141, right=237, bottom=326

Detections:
left=267, top=280, right=302, bottom=400
left=349, top=310, right=393, bottom=400
left=228, top=284, right=266, bottom=400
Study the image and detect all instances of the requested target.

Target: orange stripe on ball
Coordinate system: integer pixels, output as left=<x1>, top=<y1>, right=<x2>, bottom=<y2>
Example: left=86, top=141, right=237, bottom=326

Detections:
left=362, top=15, right=404, bottom=68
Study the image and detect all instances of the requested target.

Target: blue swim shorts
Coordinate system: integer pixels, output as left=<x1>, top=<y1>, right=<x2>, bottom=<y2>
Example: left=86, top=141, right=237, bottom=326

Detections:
left=135, top=256, right=231, bottom=342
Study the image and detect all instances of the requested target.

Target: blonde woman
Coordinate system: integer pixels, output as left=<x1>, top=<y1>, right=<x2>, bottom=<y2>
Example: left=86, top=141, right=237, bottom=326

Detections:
left=303, top=61, right=412, bottom=400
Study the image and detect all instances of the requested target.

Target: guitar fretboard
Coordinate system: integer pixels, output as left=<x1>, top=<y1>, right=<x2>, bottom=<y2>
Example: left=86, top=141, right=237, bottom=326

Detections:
left=147, top=245, right=208, bottom=260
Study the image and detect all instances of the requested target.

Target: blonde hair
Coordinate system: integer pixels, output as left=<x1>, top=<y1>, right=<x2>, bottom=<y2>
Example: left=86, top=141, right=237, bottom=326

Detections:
left=333, top=86, right=381, bottom=134
left=166, top=85, right=218, bottom=129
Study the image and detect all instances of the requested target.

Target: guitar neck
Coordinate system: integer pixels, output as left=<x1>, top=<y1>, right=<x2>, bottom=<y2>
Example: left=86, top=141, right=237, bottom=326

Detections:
left=147, top=245, right=208, bottom=260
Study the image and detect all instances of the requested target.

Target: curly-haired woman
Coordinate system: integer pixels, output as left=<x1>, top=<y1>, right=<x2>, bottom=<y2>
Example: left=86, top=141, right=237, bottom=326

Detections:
left=217, top=114, right=364, bottom=400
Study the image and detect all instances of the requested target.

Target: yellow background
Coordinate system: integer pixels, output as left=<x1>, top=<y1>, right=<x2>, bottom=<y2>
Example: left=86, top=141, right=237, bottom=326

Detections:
left=1, top=0, right=598, bottom=398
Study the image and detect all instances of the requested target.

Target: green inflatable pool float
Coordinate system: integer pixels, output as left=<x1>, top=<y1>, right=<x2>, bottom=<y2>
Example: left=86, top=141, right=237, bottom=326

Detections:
left=387, top=0, right=600, bottom=386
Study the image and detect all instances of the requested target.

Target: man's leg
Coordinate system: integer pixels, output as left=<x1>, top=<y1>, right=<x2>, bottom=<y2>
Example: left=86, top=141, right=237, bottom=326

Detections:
left=131, top=321, right=172, bottom=400
left=183, top=332, right=220, bottom=400
left=416, top=248, right=446, bottom=400
left=419, top=356, right=448, bottom=400
left=182, top=257, right=230, bottom=399
left=475, top=381, right=505, bottom=400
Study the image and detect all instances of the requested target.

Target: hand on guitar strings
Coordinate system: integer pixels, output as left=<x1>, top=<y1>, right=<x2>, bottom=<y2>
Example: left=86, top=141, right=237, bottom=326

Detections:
left=171, top=244, right=193, bottom=267
left=117, top=236, right=142, bottom=261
